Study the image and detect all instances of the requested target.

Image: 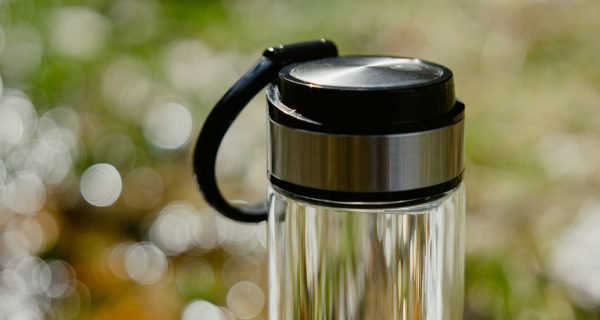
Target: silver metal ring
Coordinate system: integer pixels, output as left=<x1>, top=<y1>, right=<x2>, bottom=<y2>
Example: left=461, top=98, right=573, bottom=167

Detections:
left=268, top=120, right=464, bottom=193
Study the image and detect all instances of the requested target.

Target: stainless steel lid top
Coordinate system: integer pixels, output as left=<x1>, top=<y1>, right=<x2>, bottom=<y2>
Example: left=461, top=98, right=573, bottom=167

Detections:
left=289, top=57, right=444, bottom=88
left=267, top=56, right=465, bottom=203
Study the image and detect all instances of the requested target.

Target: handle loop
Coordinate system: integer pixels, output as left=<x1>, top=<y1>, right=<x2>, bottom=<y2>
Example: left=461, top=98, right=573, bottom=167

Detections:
left=193, top=39, right=338, bottom=222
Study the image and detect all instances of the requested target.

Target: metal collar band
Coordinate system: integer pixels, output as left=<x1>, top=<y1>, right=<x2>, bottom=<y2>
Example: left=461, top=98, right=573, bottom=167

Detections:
left=268, top=119, right=464, bottom=197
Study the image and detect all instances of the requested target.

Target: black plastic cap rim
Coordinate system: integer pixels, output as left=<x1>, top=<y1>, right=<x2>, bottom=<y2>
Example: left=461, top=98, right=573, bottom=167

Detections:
left=272, top=55, right=456, bottom=134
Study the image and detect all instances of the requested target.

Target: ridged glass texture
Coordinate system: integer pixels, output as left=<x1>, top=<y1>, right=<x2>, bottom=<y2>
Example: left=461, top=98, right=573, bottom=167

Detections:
left=268, top=184, right=465, bottom=320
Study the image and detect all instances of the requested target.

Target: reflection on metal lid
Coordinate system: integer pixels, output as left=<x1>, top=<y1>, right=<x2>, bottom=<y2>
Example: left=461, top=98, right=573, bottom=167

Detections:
left=289, top=56, right=444, bottom=89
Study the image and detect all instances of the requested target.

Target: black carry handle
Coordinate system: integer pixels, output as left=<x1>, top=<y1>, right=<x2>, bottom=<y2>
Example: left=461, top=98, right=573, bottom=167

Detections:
left=193, top=39, right=338, bottom=223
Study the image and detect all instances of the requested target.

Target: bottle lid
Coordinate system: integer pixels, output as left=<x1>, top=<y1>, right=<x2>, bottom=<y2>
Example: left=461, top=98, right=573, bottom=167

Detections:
left=267, top=55, right=465, bottom=204
left=270, top=56, right=462, bottom=134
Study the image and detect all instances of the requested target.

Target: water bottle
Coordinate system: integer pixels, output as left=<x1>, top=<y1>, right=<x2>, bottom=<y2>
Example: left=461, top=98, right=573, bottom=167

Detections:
left=194, top=39, right=465, bottom=320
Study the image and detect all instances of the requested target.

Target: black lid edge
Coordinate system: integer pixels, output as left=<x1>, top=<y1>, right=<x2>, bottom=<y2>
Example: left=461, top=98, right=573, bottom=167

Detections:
left=268, top=89, right=465, bottom=135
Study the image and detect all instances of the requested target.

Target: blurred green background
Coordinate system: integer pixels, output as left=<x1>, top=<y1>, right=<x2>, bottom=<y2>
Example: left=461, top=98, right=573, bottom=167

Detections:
left=1, top=0, right=599, bottom=319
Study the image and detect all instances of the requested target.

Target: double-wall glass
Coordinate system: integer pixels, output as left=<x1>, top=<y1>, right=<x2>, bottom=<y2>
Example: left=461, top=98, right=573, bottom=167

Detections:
left=268, top=185, right=464, bottom=320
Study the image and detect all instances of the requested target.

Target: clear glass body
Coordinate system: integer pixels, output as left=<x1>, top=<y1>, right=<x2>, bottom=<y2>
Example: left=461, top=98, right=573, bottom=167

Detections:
left=268, top=184, right=465, bottom=320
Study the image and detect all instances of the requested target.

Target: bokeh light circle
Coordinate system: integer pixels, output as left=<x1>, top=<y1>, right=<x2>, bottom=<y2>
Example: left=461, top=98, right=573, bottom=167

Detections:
left=149, top=201, right=203, bottom=255
left=123, top=242, right=167, bottom=285
left=143, top=102, right=192, bottom=150
left=226, top=281, right=265, bottom=319
left=0, top=94, right=37, bottom=147
left=49, top=7, right=109, bottom=60
left=80, top=163, right=122, bottom=207
left=182, top=300, right=227, bottom=320
left=4, top=172, right=46, bottom=216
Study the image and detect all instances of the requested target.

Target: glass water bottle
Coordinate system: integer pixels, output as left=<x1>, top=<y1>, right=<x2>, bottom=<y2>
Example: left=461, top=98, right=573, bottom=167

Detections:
left=193, top=39, right=466, bottom=320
